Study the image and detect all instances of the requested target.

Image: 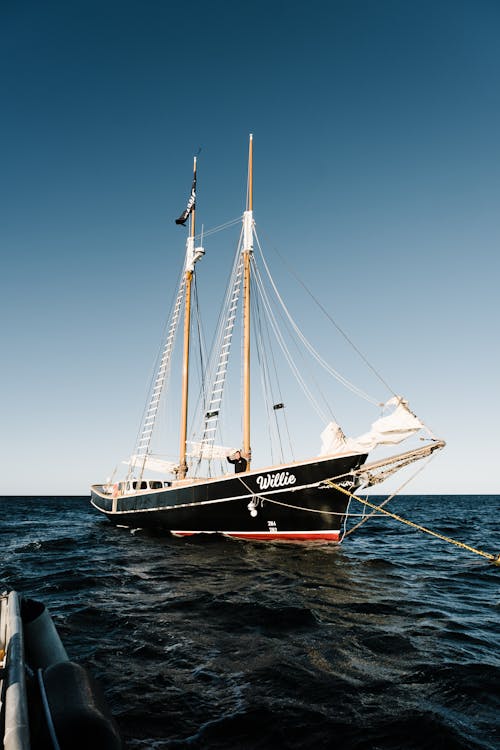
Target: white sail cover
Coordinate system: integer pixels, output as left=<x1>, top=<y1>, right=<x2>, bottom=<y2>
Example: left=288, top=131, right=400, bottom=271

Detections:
left=186, top=442, right=237, bottom=460
left=124, top=455, right=178, bottom=474
left=320, top=398, right=424, bottom=456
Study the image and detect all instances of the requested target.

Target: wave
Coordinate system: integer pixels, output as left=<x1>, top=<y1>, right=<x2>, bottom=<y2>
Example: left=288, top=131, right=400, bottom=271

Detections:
left=1, top=495, right=498, bottom=749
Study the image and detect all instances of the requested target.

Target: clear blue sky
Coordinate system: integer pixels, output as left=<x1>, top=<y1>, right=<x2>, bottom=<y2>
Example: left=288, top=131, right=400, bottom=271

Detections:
left=1, top=0, right=499, bottom=494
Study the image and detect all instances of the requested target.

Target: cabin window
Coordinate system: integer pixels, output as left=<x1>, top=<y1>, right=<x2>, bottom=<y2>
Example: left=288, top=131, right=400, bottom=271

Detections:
left=149, top=481, right=162, bottom=489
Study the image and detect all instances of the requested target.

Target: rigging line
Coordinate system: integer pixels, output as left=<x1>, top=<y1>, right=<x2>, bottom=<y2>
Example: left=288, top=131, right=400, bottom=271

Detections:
left=195, top=274, right=208, bottom=394
left=339, top=498, right=353, bottom=543
left=194, top=231, right=243, bottom=442
left=344, top=453, right=437, bottom=536
left=251, top=258, right=329, bottom=423
left=234, top=474, right=371, bottom=517
left=254, top=262, right=338, bottom=422
left=192, top=239, right=245, bottom=475
left=261, top=229, right=397, bottom=397
left=252, top=295, right=277, bottom=464
left=189, top=274, right=208, bottom=436
left=325, top=480, right=499, bottom=564
left=256, top=235, right=379, bottom=405
left=254, top=264, right=328, bottom=422
left=254, top=255, right=338, bottom=423
left=252, top=256, right=327, bottom=458
left=252, top=270, right=296, bottom=460
left=261, top=499, right=371, bottom=517
left=259, top=301, right=287, bottom=463
left=252, top=257, right=295, bottom=459
left=253, top=229, right=382, bottom=406
left=204, top=226, right=244, bottom=381
left=132, top=267, right=186, bottom=463
left=253, top=264, right=329, bottom=423
left=194, top=216, right=242, bottom=241
left=260, top=310, right=296, bottom=461
left=251, top=281, right=285, bottom=464
left=252, top=282, right=283, bottom=450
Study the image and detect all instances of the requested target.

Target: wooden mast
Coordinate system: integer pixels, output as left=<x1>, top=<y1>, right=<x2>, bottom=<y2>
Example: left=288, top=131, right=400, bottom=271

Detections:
left=178, top=156, right=197, bottom=480
left=242, top=135, right=253, bottom=469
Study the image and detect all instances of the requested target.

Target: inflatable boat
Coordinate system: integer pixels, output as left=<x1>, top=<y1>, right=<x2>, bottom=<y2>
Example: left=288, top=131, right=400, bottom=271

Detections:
left=0, top=590, right=121, bottom=750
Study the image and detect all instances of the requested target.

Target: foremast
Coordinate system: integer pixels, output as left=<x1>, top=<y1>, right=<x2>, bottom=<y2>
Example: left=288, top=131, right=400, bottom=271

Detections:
left=242, top=134, right=253, bottom=470
left=178, top=156, right=203, bottom=479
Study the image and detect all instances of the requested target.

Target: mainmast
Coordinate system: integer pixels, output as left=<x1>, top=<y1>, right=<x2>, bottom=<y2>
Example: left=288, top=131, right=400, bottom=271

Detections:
left=242, top=135, right=253, bottom=469
left=178, top=156, right=203, bottom=479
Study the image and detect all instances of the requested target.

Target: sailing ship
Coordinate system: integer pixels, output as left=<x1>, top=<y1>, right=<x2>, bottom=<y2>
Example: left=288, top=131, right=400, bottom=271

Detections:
left=91, top=136, right=444, bottom=542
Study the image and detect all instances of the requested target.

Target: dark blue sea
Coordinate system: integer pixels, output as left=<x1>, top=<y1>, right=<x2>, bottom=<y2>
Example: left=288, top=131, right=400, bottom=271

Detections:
left=1, top=495, right=499, bottom=749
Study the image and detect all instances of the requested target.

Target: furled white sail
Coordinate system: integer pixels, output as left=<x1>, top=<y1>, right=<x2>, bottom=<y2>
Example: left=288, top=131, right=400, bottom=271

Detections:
left=319, top=422, right=349, bottom=455
left=320, top=398, right=424, bottom=456
left=186, top=442, right=237, bottom=460
left=124, top=455, right=178, bottom=474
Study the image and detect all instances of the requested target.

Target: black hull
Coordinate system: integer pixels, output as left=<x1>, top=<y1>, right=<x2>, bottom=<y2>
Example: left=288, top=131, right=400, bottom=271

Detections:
left=91, top=454, right=367, bottom=542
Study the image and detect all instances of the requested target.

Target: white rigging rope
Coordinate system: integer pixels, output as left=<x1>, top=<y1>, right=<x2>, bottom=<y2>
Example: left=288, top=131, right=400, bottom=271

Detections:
left=252, top=286, right=286, bottom=464
left=254, top=266, right=337, bottom=428
left=191, top=228, right=245, bottom=468
left=255, top=226, right=398, bottom=398
left=194, top=216, right=242, bottom=240
left=253, top=229, right=381, bottom=407
left=131, top=269, right=186, bottom=472
left=251, top=258, right=330, bottom=423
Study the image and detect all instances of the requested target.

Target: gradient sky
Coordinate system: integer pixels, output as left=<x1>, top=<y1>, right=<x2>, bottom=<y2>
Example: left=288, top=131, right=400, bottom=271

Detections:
left=1, top=0, right=499, bottom=494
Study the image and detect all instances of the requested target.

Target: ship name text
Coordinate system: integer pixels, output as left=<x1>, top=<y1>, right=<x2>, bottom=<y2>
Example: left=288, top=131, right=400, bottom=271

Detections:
left=256, top=471, right=297, bottom=490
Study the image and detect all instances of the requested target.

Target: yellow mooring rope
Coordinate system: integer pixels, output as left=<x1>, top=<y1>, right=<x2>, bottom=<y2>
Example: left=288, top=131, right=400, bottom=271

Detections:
left=325, top=480, right=500, bottom=566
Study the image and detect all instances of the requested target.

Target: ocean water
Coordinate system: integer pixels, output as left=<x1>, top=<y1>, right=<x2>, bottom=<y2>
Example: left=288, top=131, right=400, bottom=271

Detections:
left=1, top=495, right=499, bottom=750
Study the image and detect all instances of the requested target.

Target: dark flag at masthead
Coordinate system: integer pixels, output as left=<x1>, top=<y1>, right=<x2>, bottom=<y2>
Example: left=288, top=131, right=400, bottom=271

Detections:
left=175, top=173, right=196, bottom=226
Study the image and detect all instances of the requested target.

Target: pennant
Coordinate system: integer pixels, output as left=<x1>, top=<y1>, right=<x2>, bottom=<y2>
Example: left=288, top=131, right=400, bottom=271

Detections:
left=175, top=174, right=196, bottom=226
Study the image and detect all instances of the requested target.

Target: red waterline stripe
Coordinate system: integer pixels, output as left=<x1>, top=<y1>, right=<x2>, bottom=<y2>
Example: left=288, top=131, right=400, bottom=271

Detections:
left=171, top=530, right=341, bottom=542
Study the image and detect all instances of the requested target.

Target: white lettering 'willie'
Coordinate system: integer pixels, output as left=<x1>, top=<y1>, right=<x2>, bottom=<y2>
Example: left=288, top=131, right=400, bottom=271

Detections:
left=255, top=471, right=297, bottom=491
